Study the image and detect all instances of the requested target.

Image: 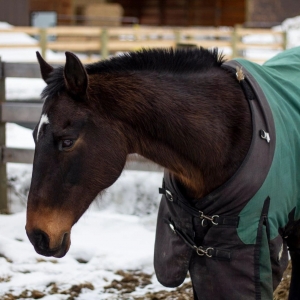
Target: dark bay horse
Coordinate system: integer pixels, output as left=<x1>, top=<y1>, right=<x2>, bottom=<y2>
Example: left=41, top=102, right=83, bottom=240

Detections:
left=26, top=48, right=300, bottom=299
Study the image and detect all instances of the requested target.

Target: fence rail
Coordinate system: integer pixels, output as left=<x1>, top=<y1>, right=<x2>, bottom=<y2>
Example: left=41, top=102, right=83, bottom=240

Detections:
left=0, top=25, right=287, bottom=63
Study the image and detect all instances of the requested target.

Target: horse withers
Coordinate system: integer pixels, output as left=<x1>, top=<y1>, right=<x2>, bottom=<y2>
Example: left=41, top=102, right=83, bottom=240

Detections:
left=26, top=47, right=300, bottom=299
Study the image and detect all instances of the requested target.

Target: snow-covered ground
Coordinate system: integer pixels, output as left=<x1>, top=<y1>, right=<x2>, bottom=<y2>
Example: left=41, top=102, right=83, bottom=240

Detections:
left=0, top=16, right=300, bottom=299
left=0, top=21, right=166, bottom=299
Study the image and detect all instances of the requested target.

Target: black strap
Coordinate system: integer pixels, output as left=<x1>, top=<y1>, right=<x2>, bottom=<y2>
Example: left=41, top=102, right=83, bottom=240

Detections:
left=213, top=215, right=240, bottom=227
left=164, top=218, right=231, bottom=261
left=159, top=187, right=239, bottom=228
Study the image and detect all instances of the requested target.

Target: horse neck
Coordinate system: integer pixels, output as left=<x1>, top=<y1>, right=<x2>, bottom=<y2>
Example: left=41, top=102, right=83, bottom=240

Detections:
left=91, top=68, right=252, bottom=199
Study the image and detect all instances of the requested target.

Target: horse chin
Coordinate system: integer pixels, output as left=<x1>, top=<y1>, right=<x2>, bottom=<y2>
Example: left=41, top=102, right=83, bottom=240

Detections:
left=52, top=246, right=69, bottom=258
left=35, top=242, right=70, bottom=258
left=55, top=232, right=71, bottom=258
left=34, top=246, right=68, bottom=258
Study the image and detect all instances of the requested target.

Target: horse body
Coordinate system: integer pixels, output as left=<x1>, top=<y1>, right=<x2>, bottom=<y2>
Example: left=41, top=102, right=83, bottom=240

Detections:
left=26, top=47, right=300, bottom=299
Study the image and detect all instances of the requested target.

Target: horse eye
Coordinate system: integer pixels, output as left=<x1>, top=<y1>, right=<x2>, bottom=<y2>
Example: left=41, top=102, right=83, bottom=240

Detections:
left=60, top=139, right=74, bottom=150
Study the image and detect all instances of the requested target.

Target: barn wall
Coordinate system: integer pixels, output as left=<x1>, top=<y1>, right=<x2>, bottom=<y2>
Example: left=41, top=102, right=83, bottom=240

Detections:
left=247, top=0, right=300, bottom=26
left=0, top=0, right=30, bottom=26
left=111, top=0, right=247, bottom=26
left=29, top=0, right=73, bottom=25
left=221, top=0, right=246, bottom=26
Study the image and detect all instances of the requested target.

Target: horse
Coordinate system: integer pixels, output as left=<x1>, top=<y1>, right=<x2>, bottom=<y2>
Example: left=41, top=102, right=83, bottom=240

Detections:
left=26, top=47, right=300, bottom=300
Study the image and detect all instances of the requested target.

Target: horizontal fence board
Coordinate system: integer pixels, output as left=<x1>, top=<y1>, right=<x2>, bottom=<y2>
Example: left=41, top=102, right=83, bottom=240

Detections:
left=1, top=147, right=35, bottom=164
left=180, top=40, right=231, bottom=48
left=47, top=27, right=101, bottom=35
left=2, top=62, right=60, bottom=78
left=48, top=41, right=101, bottom=51
left=236, top=28, right=283, bottom=36
left=236, top=42, right=284, bottom=50
left=1, top=146, right=163, bottom=172
left=126, top=155, right=163, bottom=172
left=0, top=44, right=39, bottom=48
left=1, top=102, right=43, bottom=123
left=179, top=29, right=233, bottom=36
left=108, top=40, right=176, bottom=51
left=0, top=27, right=40, bottom=35
left=3, top=62, right=41, bottom=78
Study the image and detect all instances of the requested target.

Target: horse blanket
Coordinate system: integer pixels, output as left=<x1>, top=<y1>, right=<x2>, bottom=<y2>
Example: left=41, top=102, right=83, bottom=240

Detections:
left=154, top=46, right=300, bottom=300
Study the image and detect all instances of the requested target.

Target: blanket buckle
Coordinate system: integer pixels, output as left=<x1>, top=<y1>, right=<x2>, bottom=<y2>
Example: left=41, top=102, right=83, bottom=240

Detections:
left=199, top=211, right=219, bottom=226
left=195, top=246, right=214, bottom=257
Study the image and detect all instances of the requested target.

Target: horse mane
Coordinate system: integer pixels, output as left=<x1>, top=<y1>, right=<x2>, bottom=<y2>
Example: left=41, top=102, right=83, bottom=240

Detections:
left=41, top=48, right=225, bottom=101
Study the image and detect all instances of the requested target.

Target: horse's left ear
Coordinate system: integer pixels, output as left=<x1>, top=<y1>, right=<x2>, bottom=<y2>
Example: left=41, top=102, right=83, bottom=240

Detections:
left=64, top=52, right=88, bottom=96
left=36, top=52, right=54, bottom=82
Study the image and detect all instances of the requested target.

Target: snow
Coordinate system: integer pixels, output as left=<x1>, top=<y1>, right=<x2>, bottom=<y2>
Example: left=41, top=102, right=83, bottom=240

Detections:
left=0, top=211, right=168, bottom=299
left=1, top=16, right=300, bottom=298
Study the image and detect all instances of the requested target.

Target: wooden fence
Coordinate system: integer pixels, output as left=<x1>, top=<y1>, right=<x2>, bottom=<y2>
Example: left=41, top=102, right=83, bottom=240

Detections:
left=0, top=25, right=287, bottom=63
left=0, top=24, right=288, bottom=212
left=0, top=61, right=163, bottom=213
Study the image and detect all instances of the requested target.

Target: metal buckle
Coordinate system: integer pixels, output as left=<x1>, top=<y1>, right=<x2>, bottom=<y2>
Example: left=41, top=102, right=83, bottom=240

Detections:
left=169, top=223, right=176, bottom=234
left=195, top=246, right=214, bottom=258
left=195, top=246, right=205, bottom=256
left=260, top=130, right=270, bottom=143
left=165, top=189, right=173, bottom=202
left=205, top=247, right=214, bottom=258
left=200, top=211, right=219, bottom=226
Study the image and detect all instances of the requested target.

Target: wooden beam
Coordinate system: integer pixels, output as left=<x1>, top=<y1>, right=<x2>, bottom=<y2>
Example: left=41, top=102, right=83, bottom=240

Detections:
left=0, top=146, right=163, bottom=172
left=3, top=62, right=61, bottom=78
left=0, top=102, right=43, bottom=123
left=3, top=62, right=41, bottom=78
left=1, top=147, right=35, bottom=164
left=126, top=155, right=163, bottom=172
left=0, top=58, right=8, bottom=213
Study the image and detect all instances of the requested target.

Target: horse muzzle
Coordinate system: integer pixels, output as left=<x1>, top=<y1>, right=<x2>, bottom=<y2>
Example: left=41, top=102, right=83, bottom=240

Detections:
left=26, top=228, right=71, bottom=258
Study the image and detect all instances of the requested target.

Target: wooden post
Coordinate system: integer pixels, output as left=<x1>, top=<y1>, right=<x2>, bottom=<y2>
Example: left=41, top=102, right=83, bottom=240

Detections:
left=100, top=28, right=108, bottom=60
left=282, top=30, right=288, bottom=50
left=174, top=30, right=181, bottom=46
left=0, top=57, right=8, bottom=213
left=39, top=28, right=47, bottom=59
left=71, top=0, right=77, bottom=26
left=231, top=24, right=240, bottom=59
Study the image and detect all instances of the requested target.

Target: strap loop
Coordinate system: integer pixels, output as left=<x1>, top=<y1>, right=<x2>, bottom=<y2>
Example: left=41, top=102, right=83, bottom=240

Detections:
left=199, top=211, right=219, bottom=226
left=159, top=187, right=239, bottom=228
left=164, top=218, right=231, bottom=261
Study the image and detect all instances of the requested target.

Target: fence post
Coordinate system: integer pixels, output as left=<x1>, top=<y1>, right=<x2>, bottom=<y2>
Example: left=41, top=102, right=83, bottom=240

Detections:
left=100, top=28, right=108, bottom=59
left=0, top=57, right=8, bottom=213
left=282, top=30, right=288, bottom=50
left=231, top=24, right=241, bottom=59
left=39, top=28, right=47, bottom=59
left=174, top=30, right=181, bottom=46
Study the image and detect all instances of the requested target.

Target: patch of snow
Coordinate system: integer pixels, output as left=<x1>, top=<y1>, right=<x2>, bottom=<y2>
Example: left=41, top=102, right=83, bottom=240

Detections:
left=276, top=15, right=300, bottom=48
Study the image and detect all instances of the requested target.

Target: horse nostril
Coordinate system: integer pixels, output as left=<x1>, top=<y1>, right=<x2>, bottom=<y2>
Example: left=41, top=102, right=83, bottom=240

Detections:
left=33, top=229, right=50, bottom=251
left=26, top=227, right=70, bottom=257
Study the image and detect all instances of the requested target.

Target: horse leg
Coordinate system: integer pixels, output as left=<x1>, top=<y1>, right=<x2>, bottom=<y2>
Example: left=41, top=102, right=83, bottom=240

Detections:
left=193, top=286, right=199, bottom=300
left=288, top=250, right=300, bottom=300
left=286, top=220, right=300, bottom=300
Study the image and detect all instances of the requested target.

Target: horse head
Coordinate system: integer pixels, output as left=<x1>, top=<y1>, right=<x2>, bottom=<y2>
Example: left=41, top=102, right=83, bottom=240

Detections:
left=26, top=52, right=128, bottom=257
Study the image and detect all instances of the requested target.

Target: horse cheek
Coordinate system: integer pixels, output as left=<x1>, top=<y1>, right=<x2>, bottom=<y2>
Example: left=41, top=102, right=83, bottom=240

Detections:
left=63, top=153, right=83, bottom=186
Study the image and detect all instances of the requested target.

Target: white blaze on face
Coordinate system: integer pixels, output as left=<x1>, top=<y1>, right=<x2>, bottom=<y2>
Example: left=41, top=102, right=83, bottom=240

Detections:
left=37, top=114, right=50, bottom=141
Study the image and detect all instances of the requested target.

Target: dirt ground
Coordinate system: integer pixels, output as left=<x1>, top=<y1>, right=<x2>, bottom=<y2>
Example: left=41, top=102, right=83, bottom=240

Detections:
left=273, top=260, right=292, bottom=300
left=105, top=262, right=292, bottom=300
left=1, top=261, right=292, bottom=299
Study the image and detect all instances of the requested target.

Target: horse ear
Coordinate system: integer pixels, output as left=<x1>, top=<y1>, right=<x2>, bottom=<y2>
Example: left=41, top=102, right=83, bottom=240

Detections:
left=64, top=52, right=88, bottom=96
left=36, top=51, right=53, bottom=82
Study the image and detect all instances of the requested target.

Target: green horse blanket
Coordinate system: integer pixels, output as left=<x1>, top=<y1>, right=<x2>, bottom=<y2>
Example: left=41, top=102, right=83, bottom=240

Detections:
left=154, top=47, right=300, bottom=300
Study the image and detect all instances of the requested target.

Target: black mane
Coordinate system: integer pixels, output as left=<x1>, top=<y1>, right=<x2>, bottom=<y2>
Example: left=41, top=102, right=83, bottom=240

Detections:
left=42, top=47, right=224, bottom=100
